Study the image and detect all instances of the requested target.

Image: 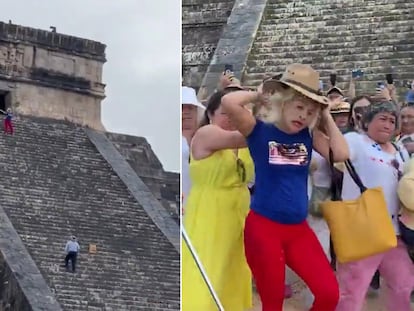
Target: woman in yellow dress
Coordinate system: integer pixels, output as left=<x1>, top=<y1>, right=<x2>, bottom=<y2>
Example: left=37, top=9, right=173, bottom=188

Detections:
left=182, top=86, right=254, bottom=311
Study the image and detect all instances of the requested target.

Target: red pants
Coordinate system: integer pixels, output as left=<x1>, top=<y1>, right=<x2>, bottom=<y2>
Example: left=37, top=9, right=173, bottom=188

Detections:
left=4, top=119, right=13, bottom=134
left=244, top=211, right=339, bottom=311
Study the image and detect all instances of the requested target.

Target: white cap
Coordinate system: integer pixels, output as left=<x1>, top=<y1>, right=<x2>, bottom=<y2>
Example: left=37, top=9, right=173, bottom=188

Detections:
left=182, top=86, right=205, bottom=109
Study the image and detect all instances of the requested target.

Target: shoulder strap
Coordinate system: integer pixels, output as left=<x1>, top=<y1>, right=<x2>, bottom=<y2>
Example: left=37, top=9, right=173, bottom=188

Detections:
left=328, top=149, right=342, bottom=201
left=392, top=142, right=406, bottom=163
left=344, top=159, right=367, bottom=193
left=328, top=149, right=367, bottom=198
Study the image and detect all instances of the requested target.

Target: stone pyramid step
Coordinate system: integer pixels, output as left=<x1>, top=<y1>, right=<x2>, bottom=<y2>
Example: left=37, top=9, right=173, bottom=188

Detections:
left=0, top=116, right=179, bottom=310
left=243, top=0, right=414, bottom=96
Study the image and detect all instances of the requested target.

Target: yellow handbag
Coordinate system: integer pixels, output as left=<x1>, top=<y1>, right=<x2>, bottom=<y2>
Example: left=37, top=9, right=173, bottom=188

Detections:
left=320, top=153, right=397, bottom=264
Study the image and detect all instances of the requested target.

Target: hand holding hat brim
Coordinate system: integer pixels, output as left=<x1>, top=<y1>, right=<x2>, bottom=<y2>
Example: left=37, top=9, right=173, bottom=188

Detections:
left=261, top=64, right=329, bottom=107
left=262, top=79, right=329, bottom=107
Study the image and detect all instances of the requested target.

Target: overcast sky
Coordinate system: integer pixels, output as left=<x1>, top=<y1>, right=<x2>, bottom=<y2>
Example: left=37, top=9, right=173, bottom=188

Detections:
left=1, top=0, right=180, bottom=172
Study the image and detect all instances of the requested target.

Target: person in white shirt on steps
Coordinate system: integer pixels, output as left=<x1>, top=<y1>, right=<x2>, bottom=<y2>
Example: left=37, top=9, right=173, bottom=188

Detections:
left=64, top=236, right=80, bottom=273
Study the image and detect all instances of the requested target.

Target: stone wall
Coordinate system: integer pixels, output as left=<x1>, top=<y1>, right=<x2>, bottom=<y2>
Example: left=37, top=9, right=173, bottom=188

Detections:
left=0, top=21, right=106, bottom=130
left=200, top=0, right=268, bottom=96
left=12, top=83, right=103, bottom=130
left=242, top=0, right=414, bottom=96
left=0, top=206, right=61, bottom=311
left=0, top=255, right=32, bottom=311
left=186, top=0, right=414, bottom=98
left=106, top=132, right=180, bottom=222
left=182, top=0, right=236, bottom=91
left=0, top=22, right=105, bottom=61
left=0, top=117, right=180, bottom=310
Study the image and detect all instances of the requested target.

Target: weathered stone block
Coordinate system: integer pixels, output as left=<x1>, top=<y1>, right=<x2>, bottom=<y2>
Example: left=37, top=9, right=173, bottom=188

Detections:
left=0, top=21, right=106, bottom=131
left=0, top=117, right=180, bottom=310
left=242, top=0, right=414, bottom=97
left=182, top=0, right=236, bottom=89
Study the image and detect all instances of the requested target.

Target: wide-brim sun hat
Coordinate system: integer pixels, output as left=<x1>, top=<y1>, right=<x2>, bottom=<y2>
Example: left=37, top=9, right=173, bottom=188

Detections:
left=182, top=86, right=205, bottom=109
left=262, top=64, right=329, bottom=106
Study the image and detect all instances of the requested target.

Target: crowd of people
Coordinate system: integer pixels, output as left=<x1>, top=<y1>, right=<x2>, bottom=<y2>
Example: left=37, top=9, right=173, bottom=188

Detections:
left=181, top=63, right=414, bottom=311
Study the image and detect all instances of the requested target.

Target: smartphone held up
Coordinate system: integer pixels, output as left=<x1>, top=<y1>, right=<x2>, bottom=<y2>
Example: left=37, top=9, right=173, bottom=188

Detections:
left=352, top=69, right=364, bottom=79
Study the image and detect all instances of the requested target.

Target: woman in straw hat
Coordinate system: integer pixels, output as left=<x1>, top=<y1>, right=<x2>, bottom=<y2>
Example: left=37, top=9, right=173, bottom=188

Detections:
left=221, top=63, right=349, bottom=310
left=181, top=80, right=254, bottom=311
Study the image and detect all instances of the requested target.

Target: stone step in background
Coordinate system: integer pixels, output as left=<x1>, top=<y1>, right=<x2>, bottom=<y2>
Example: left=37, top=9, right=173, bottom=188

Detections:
left=182, top=0, right=236, bottom=90
left=242, top=0, right=414, bottom=97
left=0, top=117, right=179, bottom=310
left=105, top=133, right=180, bottom=224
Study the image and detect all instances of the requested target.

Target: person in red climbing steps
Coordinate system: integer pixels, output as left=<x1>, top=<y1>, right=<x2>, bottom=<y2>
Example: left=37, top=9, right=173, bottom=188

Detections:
left=0, top=108, right=14, bottom=135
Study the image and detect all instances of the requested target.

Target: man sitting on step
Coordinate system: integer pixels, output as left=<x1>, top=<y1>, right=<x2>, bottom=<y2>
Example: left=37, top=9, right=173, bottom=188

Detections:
left=64, top=236, right=80, bottom=273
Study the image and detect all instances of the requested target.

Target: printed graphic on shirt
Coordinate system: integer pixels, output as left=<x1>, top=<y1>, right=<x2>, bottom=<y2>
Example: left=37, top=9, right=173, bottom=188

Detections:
left=268, top=141, right=309, bottom=166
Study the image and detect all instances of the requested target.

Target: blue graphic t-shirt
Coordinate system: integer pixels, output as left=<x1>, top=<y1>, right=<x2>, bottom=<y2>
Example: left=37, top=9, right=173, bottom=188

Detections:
left=246, top=119, right=313, bottom=224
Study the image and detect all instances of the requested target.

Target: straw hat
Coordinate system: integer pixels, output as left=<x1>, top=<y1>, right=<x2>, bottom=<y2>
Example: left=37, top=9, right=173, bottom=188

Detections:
left=330, top=101, right=350, bottom=114
left=262, top=64, right=329, bottom=106
left=327, top=86, right=344, bottom=97
left=182, top=86, right=205, bottom=109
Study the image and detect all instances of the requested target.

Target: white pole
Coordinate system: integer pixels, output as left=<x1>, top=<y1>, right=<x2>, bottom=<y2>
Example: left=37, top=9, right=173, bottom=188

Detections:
left=181, top=226, right=225, bottom=311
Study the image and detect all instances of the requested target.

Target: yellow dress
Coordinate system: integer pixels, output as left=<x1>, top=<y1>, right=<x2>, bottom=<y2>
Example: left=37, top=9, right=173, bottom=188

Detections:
left=182, top=148, right=254, bottom=311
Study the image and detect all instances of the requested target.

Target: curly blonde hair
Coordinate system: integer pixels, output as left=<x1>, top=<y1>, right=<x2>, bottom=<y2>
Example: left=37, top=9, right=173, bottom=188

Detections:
left=258, top=87, right=321, bottom=130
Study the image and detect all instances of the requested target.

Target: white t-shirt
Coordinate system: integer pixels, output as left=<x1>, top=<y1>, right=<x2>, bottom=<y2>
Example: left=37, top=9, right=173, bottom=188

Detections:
left=311, top=150, right=331, bottom=188
left=342, top=132, right=408, bottom=234
left=182, top=136, right=191, bottom=207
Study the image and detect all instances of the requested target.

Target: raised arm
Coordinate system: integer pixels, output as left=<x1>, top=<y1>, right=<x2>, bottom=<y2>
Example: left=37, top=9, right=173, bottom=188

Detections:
left=191, top=124, right=247, bottom=160
left=221, top=90, right=263, bottom=137
left=313, top=108, right=350, bottom=162
left=348, top=74, right=356, bottom=99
